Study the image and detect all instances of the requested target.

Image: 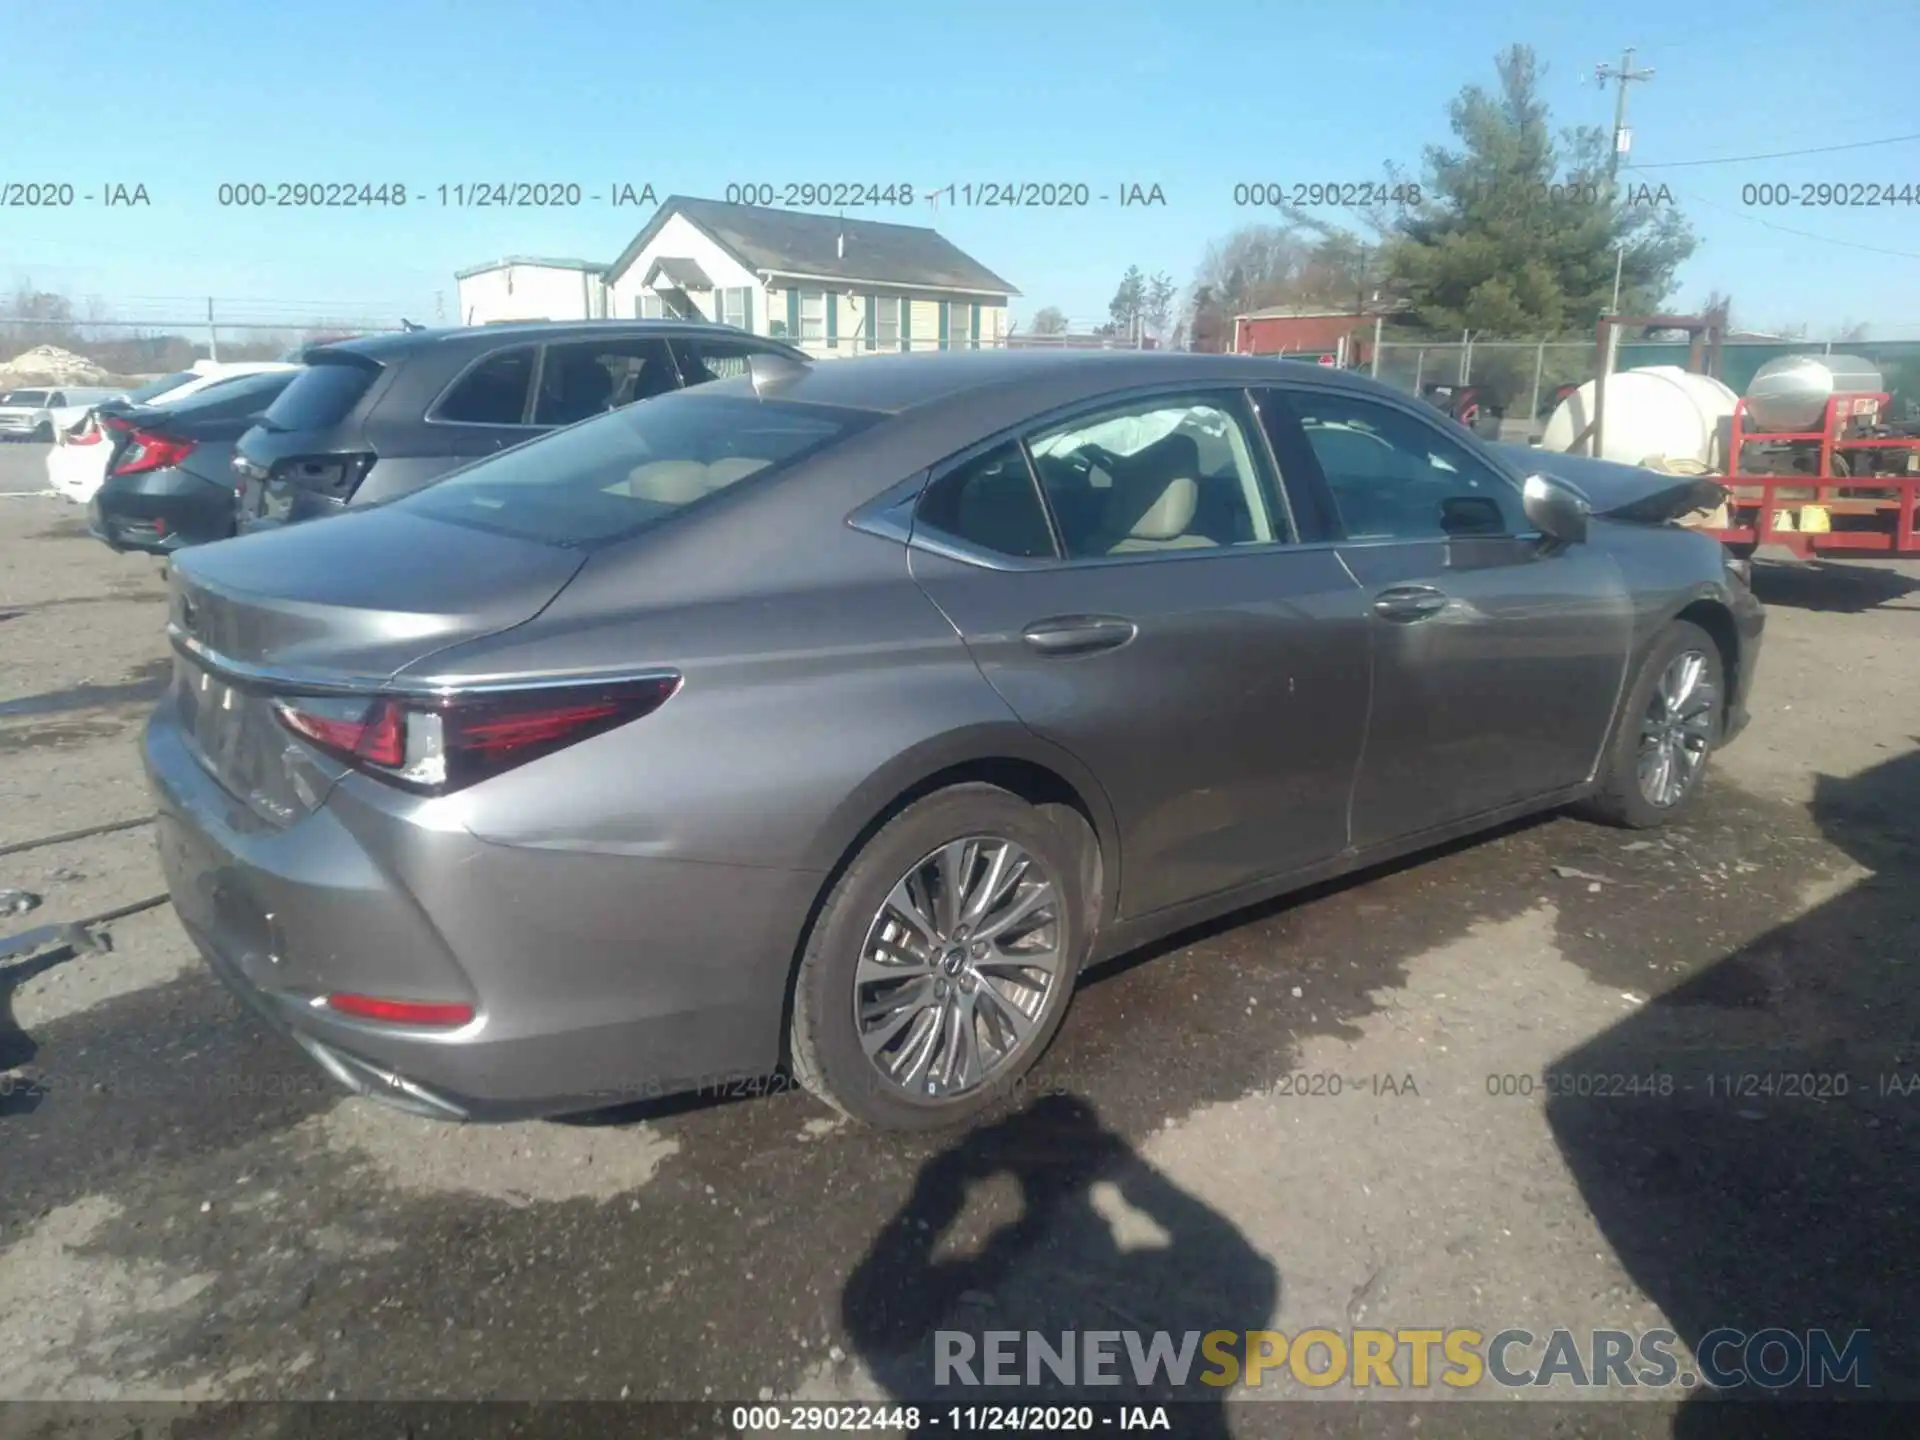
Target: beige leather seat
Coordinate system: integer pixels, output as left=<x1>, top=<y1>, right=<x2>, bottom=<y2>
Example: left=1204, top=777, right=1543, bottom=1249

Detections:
left=624, top=460, right=714, bottom=504
left=704, top=457, right=771, bottom=489
left=1108, top=475, right=1213, bottom=552
left=1085, top=432, right=1216, bottom=554
left=621, top=456, right=775, bottom=505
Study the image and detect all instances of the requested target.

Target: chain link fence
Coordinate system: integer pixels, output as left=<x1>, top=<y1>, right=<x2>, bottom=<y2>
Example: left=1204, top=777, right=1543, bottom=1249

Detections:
left=1366, top=335, right=1920, bottom=440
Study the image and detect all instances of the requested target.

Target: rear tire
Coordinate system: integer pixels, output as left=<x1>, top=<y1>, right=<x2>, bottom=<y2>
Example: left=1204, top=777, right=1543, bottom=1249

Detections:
left=789, top=784, right=1087, bottom=1131
left=1575, top=620, right=1725, bottom=829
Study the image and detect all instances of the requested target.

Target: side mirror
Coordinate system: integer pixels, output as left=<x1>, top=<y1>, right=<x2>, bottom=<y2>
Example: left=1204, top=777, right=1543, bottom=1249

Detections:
left=1522, top=473, right=1590, bottom=546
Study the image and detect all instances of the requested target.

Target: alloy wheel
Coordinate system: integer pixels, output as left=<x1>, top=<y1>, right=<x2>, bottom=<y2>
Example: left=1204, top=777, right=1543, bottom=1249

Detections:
left=1637, top=649, right=1717, bottom=808
left=853, top=835, right=1064, bottom=1102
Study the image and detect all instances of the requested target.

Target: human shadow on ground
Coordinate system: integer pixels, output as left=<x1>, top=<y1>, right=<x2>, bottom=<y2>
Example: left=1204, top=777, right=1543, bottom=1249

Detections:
left=841, top=1092, right=1278, bottom=1438
left=1548, top=744, right=1920, bottom=1433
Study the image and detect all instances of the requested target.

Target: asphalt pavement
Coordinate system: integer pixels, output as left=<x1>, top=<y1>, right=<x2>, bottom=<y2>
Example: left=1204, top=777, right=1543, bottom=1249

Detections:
left=2, top=489, right=1917, bottom=1433
left=0, top=441, right=54, bottom=496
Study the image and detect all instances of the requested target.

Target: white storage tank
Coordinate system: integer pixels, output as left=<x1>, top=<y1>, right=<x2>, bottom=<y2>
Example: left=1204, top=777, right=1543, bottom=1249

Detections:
left=1541, top=366, right=1740, bottom=469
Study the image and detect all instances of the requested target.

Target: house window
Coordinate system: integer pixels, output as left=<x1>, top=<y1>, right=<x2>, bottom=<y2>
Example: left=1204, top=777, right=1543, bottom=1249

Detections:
left=948, top=301, right=973, bottom=349
left=872, top=297, right=901, bottom=347
left=799, top=290, right=826, bottom=342
left=720, top=288, right=749, bottom=328
left=637, top=293, right=662, bottom=320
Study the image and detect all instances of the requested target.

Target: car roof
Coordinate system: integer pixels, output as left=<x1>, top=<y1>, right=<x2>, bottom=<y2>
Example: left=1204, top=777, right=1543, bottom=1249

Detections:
left=310, top=320, right=790, bottom=363
left=692, top=348, right=1434, bottom=417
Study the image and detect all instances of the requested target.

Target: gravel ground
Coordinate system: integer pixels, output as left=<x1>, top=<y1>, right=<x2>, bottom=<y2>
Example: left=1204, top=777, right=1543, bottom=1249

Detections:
left=2, top=443, right=1917, bottom=1434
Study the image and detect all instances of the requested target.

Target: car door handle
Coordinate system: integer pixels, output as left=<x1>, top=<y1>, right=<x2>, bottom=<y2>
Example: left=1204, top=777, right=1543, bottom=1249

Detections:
left=1021, top=615, right=1138, bottom=656
left=1372, top=586, right=1449, bottom=622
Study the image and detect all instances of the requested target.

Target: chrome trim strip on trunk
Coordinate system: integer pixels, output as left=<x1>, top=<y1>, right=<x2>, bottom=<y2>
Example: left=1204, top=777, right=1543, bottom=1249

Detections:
left=168, top=626, right=680, bottom=699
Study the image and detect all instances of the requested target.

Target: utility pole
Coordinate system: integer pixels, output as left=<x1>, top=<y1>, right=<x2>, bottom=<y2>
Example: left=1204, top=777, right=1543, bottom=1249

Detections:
left=1596, top=48, right=1655, bottom=181
left=206, top=297, right=218, bottom=362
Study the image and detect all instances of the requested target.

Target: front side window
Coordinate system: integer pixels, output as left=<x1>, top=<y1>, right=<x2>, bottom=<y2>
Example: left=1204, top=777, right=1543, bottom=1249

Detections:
left=396, top=393, right=878, bottom=546
left=534, top=338, right=676, bottom=425
left=915, top=442, right=1056, bottom=560
left=799, top=291, right=826, bottom=341
left=1279, top=390, right=1523, bottom=540
left=433, top=346, right=536, bottom=426
left=2, top=390, right=49, bottom=406
left=1025, top=395, right=1283, bottom=559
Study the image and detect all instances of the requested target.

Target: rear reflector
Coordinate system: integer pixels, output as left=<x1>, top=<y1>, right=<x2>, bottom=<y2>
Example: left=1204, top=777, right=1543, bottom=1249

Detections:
left=323, top=993, right=475, bottom=1027
left=272, top=674, right=682, bottom=795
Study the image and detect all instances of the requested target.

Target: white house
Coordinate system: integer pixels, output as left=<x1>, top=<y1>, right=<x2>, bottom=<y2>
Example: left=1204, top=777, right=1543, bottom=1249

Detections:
left=454, top=256, right=609, bottom=325
left=453, top=196, right=1019, bottom=356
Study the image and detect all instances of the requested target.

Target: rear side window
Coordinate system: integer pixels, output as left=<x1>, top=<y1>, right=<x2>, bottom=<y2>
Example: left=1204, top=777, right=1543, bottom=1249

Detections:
left=433, top=346, right=536, bottom=425
left=916, top=443, right=1057, bottom=559
left=263, top=358, right=380, bottom=432
left=396, top=392, right=879, bottom=546
left=126, top=372, right=201, bottom=403
left=157, top=370, right=295, bottom=420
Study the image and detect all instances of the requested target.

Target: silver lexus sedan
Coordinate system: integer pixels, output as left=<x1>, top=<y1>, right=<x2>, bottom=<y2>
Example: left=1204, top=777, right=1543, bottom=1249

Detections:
left=145, top=350, right=1763, bottom=1130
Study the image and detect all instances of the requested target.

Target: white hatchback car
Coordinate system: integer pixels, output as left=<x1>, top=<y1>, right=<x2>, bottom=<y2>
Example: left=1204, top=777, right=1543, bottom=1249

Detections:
left=47, top=363, right=297, bottom=503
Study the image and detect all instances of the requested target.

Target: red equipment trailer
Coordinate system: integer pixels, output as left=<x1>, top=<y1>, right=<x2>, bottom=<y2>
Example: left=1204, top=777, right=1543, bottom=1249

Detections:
left=1706, top=391, right=1920, bottom=559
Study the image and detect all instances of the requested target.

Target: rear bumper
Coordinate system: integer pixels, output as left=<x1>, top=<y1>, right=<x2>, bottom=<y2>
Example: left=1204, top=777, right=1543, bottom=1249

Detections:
left=47, top=445, right=108, bottom=503
left=93, top=468, right=235, bottom=553
left=144, top=695, right=816, bottom=1120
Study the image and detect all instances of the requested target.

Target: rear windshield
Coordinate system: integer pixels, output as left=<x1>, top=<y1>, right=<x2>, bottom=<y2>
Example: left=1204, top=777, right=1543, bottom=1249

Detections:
left=156, top=369, right=296, bottom=419
left=260, top=357, right=379, bottom=432
left=396, top=392, right=880, bottom=546
left=1, top=390, right=49, bottom=406
left=127, top=371, right=202, bottom=403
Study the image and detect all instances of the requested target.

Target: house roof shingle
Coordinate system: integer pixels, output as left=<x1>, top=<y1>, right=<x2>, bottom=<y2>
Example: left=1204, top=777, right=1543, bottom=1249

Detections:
left=606, top=196, right=1020, bottom=297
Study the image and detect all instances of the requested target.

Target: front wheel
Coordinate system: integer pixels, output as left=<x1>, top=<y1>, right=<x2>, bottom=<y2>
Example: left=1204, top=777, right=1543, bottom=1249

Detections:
left=788, top=784, right=1087, bottom=1130
left=1575, top=620, right=1725, bottom=829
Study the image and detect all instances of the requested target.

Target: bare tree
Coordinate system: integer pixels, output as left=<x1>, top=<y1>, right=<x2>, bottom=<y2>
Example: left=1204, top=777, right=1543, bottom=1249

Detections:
left=1028, top=306, right=1070, bottom=335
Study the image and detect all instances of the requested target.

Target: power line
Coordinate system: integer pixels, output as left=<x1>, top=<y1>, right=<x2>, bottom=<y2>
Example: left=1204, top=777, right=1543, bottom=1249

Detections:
left=1634, top=132, right=1920, bottom=170
left=1675, top=187, right=1920, bottom=261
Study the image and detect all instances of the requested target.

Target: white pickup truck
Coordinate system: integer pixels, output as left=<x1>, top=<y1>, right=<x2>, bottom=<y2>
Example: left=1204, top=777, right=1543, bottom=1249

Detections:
left=0, top=385, right=125, bottom=441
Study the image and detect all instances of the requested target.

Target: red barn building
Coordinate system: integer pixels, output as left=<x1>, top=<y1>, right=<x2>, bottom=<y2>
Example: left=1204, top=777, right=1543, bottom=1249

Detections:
left=1233, top=305, right=1382, bottom=365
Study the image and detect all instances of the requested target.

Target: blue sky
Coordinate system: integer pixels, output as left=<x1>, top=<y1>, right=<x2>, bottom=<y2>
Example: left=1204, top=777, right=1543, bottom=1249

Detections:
left=7, top=0, right=1919, bottom=335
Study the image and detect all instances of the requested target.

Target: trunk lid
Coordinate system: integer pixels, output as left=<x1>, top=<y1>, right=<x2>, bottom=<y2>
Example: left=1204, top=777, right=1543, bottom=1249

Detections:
left=1488, top=443, right=1728, bottom=523
left=164, top=509, right=588, bottom=820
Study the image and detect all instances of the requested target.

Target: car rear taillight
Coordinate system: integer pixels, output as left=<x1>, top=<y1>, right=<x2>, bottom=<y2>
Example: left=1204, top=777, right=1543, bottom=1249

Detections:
left=271, top=675, right=682, bottom=795
left=69, top=427, right=102, bottom=446
left=322, top=993, right=475, bottom=1027
left=113, top=429, right=197, bottom=476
